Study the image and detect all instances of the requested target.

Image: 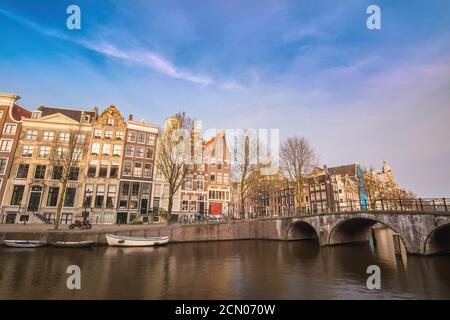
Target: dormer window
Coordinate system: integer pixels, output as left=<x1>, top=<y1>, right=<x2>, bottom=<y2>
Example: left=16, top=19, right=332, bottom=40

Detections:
left=81, top=114, right=91, bottom=123
left=106, top=117, right=116, bottom=126
left=31, top=111, right=42, bottom=119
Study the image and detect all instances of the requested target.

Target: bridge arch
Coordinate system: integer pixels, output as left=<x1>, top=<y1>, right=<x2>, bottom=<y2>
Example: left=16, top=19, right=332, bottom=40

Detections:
left=328, top=217, right=408, bottom=252
left=286, top=220, right=319, bottom=241
left=424, top=223, right=450, bottom=255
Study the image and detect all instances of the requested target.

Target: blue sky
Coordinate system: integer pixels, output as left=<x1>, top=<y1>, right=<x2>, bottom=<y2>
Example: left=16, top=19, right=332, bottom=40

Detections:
left=0, top=0, right=449, bottom=196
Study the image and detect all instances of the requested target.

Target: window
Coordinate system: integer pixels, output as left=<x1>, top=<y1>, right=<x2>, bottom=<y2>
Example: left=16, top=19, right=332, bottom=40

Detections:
left=133, top=162, right=142, bottom=177
left=102, top=144, right=111, bottom=155
left=68, top=167, right=79, bottom=181
left=121, top=182, right=130, bottom=197
left=224, top=173, right=229, bottom=184
left=106, top=117, right=115, bottom=125
left=127, top=131, right=136, bottom=142
left=95, top=185, right=105, bottom=207
left=182, top=200, right=188, bottom=211
left=84, top=185, right=94, bottom=207
left=190, top=201, right=197, bottom=212
left=106, top=185, right=116, bottom=208
left=0, top=158, right=7, bottom=175
left=21, top=145, right=34, bottom=157
left=113, top=144, right=121, bottom=156
left=56, top=147, right=66, bottom=160
left=91, top=143, right=100, bottom=155
left=104, top=130, right=113, bottom=139
left=123, top=161, right=132, bottom=176
left=195, top=176, right=204, bottom=190
left=76, top=134, right=86, bottom=143
left=147, top=134, right=155, bottom=145
left=110, top=163, right=119, bottom=178
left=125, top=145, right=134, bottom=157
left=0, top=139, right=13, bottom=152
left=59, top=132, right=70, bottom=142
left=43, top=131, right=54, bottom=141
left=185, top=178, right=192, bottom=190
left=10, top=185, right=25, bottom=205
left=3, top=124, right=17, bottom=135
left=64, top=188, right=76, bottom=207
left=46, top=187, right=59, bottom=207
left=115, top=131, right=124, bottom=140
left=38, top=146, right=51, bottom=159
left=0, top=111, right=3, bottom=118
left=135, top=147, right=144, bottom=158
left=99, top=164, right=108, bottom=177
left=87, top=162, right=97, bottom=177
left=31, top=111, right=42, bottom=118
left=34, top=165, right=46, bottom=179
left=146, top=148, right=154, bottom=159
left=131, top=182, right=140, bottom=197
left=72, top=148, right=83, bottom=161
left=52, top=166, right=63, bottom=180
left=16, top=164, right=29, bottom=179
left=94, top=129, right=102, bottom=138
left=25, top=130, right=37, bottom=140
left=210, top=173, right=215, bottom=182
left=142, top=183, right=150, bottom=197
left=137, top=132, right=145, bottom=144
left=143, top=163, right=152, bottom=177
left=217, top=173, right=222, bottom=183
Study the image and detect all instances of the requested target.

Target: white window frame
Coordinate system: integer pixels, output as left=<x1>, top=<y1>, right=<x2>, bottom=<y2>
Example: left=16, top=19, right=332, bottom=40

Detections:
left=3, top=123, right=17, bottom=135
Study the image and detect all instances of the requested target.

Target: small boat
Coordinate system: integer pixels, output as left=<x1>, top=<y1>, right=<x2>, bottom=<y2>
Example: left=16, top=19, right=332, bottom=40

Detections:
left=106, top=234, right=169, bottom=247
left=51, top=241, right=96, bottom=248
left=3, top=240, right=47, bottom=248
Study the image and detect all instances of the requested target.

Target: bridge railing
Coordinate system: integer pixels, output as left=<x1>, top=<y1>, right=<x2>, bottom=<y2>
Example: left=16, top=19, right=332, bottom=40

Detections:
left=254, top=198, right=450, bottom=218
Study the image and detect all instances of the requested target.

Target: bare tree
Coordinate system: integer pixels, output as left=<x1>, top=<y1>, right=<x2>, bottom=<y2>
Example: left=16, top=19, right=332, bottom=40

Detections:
left=49, top=125, right=90, bottom=230
left=231, top=130, right=260, bottom=219
left=156, top=112, right=193, bottom=224
left=280, top=136, right=318, bottom=210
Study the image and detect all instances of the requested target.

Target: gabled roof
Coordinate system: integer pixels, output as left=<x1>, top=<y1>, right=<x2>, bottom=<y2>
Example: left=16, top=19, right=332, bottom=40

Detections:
left=38, top=106, right=96, bottom=122
left=12, top=104, right=32, bottom=121
left=328, top=163, right=358, bottom=177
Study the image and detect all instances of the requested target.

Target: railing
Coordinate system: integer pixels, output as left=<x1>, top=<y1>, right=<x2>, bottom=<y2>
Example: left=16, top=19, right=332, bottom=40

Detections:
left=265, top=198, right=450, bottom=217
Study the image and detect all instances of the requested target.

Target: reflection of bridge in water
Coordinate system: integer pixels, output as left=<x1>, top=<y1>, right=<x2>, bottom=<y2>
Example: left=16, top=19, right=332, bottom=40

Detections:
left=280, top=198, right=450, bottom=255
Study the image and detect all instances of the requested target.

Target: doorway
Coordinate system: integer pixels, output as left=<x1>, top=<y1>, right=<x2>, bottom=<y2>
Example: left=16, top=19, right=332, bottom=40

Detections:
left=27, top=186, right=43, bottom=212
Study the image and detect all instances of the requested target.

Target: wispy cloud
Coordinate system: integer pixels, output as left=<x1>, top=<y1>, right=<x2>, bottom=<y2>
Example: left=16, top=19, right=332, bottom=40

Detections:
left=0, top=7, right=213, bottom=85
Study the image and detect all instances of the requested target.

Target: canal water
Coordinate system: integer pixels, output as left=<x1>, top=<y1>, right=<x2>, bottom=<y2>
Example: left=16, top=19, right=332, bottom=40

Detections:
left=0, top=228, right=449, bottom=299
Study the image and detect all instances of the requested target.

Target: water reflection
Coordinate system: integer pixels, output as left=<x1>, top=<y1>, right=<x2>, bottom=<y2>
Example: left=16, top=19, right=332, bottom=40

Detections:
left=0, top=231, right=449, bottom=299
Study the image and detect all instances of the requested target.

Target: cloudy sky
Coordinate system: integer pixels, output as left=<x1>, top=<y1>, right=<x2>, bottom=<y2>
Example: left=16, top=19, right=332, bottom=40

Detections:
left=0, top=0, right=449, bottom=196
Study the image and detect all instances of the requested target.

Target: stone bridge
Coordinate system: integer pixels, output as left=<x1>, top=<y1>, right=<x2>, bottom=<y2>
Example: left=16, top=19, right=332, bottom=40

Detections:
left=278, top=211, right=450, bottom=255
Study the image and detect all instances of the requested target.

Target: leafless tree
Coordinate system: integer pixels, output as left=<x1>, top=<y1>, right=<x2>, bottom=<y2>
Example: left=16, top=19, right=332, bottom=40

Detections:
left=49, top=125, right=91, bottom=230
left=156, top=112, right=194, bottom=224
left=280, top=136, right=318, bottom=210
left=231, top=130, right=261, bottom=218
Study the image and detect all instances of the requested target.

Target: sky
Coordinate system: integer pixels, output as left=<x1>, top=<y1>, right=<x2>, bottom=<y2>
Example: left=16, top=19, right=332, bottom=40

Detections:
left=0, top=0, right=449, bottom=197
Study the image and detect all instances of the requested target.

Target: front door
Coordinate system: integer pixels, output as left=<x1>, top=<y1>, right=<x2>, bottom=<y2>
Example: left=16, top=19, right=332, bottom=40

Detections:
left=116, top=212, right=128, bottom=224
left=27, top=186, right=43, bottom=212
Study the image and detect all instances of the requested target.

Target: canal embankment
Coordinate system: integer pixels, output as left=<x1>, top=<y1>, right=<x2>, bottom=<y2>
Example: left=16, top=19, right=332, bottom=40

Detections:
left=0, top=219, right=284, bottom=245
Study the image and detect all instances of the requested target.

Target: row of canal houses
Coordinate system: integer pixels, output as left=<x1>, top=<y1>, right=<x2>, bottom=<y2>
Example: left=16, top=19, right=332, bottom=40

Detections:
left=0, top=93, right=231, bottom=225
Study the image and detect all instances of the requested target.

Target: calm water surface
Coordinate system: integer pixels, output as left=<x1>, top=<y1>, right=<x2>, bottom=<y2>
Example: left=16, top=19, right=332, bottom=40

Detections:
left=0, top=228, right=449, bottom=299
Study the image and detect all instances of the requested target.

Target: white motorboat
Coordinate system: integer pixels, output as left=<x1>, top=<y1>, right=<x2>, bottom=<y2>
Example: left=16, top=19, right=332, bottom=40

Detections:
left=3, top=240, right=47, bottom=248
left=106, top=234, right=169, bottom=247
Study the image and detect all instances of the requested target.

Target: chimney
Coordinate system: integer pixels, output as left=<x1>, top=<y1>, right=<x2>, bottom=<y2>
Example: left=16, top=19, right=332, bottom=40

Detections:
left=128, top=114, right=133, bottom=121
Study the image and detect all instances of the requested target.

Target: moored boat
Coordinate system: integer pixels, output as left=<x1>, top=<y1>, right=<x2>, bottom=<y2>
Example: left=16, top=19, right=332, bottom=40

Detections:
left=106, top=234, right=169, bottom=247
left=51, top=241, right=96, bottom=248
left=3, top=240, right=47, bottom=248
